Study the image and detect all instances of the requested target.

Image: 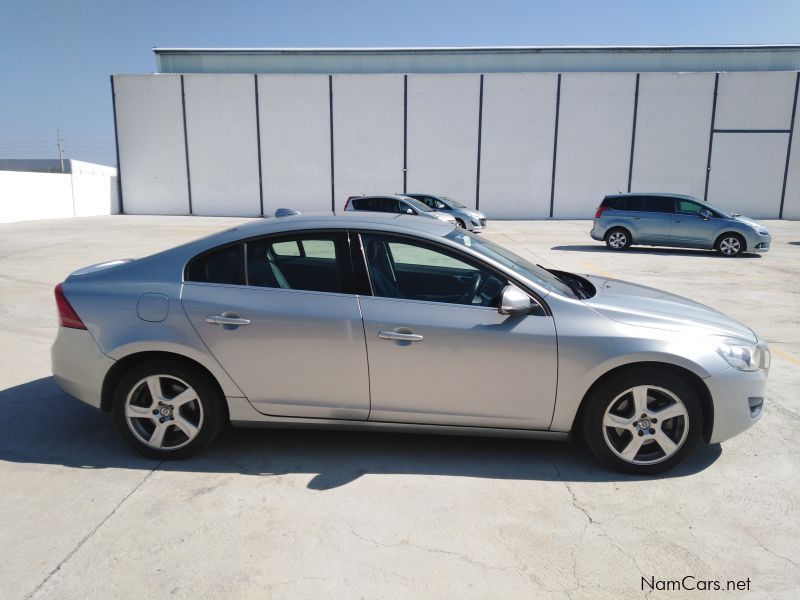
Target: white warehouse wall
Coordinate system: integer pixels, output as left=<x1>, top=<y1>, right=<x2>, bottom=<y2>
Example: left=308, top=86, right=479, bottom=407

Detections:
left=258, top=75, right=331, bottom=214
left=183, top=74, right=261, bottom=216
left=113, top=70, right=800, bottom=220
left=332, top=75, right=404, bottom=208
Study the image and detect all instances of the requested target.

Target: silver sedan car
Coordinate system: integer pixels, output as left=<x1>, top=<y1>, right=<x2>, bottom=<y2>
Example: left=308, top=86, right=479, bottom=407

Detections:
left=52, top=213, right=769, bottom=474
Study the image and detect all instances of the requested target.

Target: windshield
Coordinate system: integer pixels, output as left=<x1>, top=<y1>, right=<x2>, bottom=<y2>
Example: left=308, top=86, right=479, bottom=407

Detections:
left=441, top=196, right=466, bottom=208
left=681, top=196, right=731, bottom=218
left=445, top=230, right=578, bottom=298
left=404, top=197, right=433, bottom=212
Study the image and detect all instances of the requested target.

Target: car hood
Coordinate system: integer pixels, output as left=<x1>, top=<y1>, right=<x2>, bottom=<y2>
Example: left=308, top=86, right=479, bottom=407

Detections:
left=582, top=275, right=757, bottom=342
left=429, top=211, right=456, bottom=221
left=732, top=215, right=764, bottom=230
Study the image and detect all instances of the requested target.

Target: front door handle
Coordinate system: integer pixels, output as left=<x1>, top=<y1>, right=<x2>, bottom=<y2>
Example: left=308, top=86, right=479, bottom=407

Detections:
left=207, top=314, right=251, bottom=326
left=378, top=330, right=424, bottom=342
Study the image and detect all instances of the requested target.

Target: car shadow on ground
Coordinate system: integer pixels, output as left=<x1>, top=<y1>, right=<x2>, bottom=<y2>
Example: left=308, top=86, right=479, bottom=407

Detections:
left=551, top=244, right=762, bottom=258
left=0, top=377, right=722, bottom=489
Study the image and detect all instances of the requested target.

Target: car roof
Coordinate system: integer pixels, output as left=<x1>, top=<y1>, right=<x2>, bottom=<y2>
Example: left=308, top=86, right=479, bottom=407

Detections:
left=230, top=211, right=451, bottom=237
left=349, top=194, right=414, bottom=201
left=604, top=192, right=703, bottom=202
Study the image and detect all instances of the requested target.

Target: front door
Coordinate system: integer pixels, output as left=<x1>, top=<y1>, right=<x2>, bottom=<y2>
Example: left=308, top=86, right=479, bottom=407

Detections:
left=357, top=232, right=558, bottom=429
left=669, top=198, right=715, bottom=248
left=181, top=232, right=370, bottom=420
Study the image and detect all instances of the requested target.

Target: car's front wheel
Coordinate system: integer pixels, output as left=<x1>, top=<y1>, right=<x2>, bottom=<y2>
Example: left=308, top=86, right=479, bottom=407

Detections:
left=604, top=227, right=631, bottom=251
left=715, top=233, right=745, bottom=257
left=113, top=358, right=225, bottom=459
left=581, top=368, right=703, bottom=474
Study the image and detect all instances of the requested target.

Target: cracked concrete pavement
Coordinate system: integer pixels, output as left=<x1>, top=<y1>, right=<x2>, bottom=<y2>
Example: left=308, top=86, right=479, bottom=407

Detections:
left=0, top=215, right=798, bottom=599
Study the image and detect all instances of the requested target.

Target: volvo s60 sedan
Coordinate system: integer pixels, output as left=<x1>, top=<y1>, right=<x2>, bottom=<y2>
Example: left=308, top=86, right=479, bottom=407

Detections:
left=590, top=193, right=771, bottom=256
left=52, top=212, right=769, bottom=474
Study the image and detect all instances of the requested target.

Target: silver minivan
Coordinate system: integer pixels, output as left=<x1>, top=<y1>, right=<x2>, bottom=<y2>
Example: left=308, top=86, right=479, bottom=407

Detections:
left=590, top=193, right=771, bottom=256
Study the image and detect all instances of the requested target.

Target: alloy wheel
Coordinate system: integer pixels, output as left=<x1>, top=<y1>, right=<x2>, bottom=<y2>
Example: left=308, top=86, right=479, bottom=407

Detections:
left=125, top=374, right=204, bottom=450
left=719, top=236, right=741, bottom=256
left=601, top=385, right=689, bottom=465
left=608, top=231, right=627, bottom=248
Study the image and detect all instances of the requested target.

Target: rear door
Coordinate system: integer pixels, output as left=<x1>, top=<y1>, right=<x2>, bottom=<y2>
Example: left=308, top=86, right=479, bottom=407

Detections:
left=628, top=196, right=672, bottom=243
left=181, top=231, right=370, bottom=420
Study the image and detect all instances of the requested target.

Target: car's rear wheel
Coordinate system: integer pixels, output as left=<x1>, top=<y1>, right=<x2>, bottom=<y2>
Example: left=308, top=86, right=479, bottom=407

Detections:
left=113, top=359, right=224, bottom=459
left=604, top=227, right=631, bottom=251
left=581, top=368, right=703, bottom=474
left=715, top=233, right=745, bottom=257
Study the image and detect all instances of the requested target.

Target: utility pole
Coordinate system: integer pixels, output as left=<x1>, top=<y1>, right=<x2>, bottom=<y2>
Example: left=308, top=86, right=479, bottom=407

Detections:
left=57, top=129, right=64, bottom=173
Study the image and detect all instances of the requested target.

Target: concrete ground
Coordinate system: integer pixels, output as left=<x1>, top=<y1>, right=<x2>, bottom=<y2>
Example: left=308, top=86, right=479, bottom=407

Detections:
left=1, top=215, right=798, bottom=599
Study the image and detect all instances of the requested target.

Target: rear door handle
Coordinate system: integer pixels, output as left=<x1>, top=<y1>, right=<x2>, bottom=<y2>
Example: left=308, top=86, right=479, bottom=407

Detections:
left=378, top=331, right=424, bottom=342
left=207, top=315, right=251, bottom=326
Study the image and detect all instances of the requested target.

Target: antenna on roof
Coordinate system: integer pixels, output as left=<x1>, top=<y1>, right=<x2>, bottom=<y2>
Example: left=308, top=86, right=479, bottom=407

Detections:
left=274, top=208, right=301, bottom=217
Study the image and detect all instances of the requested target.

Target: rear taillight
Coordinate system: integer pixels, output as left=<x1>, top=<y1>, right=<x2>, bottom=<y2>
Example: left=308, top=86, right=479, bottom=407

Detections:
left=594, top=206, right=609, bottom=219
left=54, top=283, right=86, bottom=330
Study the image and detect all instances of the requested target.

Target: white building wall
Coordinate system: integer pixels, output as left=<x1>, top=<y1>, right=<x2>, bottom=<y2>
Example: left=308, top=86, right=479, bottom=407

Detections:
left=406, top=74, right=481, bottom=209
left=114, top=75, right=189, bottom=215
left=553, top=73, right=637, bottom=218
left=113, top=71, right=800, bottom=220
left=782, top=81, right=800, bottom=219
left=631, top=73, right=714, bottom=199
left=183, top=74, right=261, bottom=216
left=0, top=171, right=73, bottom=223
left=478, top=73, right=557, bottom=219
left=332, top=75, right=404, bottom=208
left=258, top=75, right=331, bottom=214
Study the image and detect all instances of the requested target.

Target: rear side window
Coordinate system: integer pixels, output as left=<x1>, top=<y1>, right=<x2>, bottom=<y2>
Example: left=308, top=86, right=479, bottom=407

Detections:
left=628, top=196, right=673, bottom=213
left=186, top=244, right=245, bottom=285
left=602, top=197, right=629, bottom=210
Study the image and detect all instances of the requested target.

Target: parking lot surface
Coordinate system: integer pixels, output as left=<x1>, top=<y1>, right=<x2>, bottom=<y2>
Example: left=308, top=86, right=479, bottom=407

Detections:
left=1, top=215, right=798, bottom=599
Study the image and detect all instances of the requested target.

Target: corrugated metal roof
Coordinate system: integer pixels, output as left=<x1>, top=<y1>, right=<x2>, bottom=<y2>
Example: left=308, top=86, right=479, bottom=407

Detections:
left=152, top=45, right=800, bottom=74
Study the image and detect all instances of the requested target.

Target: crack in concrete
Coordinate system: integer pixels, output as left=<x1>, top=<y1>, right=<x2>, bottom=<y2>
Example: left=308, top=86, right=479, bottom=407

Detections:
left=25, top=461, right=163, bottom=599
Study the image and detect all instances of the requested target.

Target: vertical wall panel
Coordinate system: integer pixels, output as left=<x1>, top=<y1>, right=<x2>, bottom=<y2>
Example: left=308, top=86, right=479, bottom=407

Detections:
left=782, top=75, right=800, bottom=219
left=406, top=75, right=481, bottom=208
left=553, top=73, right=636, bottom=218
left=715, top=72, right=796, bottom=130
left=183, top=74, right=261, bottom=216
left=631, top=73, right=715, bottom=199
left=707, top=133, right=788, bottom=217
left=479, top=74, right=558, bottom=218
left=114, top=75, right=189, bottom=214
left=332, top=75, right=404, bottom=207
left=259, top=75, right=331, bottom=214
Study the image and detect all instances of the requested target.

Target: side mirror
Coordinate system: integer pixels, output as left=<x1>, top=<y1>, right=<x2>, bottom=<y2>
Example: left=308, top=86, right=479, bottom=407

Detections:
left=498, top=284, right=532, bottom=316
left=405, top=208, right=414, bottom=215
left=698, top=209, right=712, bottom=220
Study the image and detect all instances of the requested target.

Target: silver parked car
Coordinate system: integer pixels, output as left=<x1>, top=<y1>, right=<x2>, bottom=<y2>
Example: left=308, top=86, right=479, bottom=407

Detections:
left=590, top=193, right=771, bottom=256
left=344, top=194, right=457, bottom=226
left=404, top=193, right=487, bottom=232
left=52, top=212, right=768, bottom=474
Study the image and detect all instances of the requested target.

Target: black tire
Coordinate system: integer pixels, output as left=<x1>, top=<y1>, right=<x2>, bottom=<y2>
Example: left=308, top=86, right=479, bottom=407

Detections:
left=715, top=232, right=745, bottom=257
left=604, top=227, right=631, bottom=251
left=113, top=358, right=225, bottom=459
left=455, top=218, right=466, bottom=229
left=581, top=368, right=703, bottom=475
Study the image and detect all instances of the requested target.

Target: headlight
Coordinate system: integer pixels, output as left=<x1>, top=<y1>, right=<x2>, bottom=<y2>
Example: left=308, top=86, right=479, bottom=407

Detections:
left=715, top=338, right=769, bottom=371
left=753, top=225, right=769, bottom=235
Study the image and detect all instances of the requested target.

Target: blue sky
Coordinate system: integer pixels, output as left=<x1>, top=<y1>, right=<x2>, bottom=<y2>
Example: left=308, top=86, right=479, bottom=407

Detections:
left=1, top=0, right=798, bottom=166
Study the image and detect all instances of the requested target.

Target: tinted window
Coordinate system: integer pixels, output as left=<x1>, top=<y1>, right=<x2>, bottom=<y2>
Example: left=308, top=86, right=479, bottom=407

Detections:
left=186, top=244, right=245, bottom=285
left=602, top=197, right=629, bottom=210
left=247, top=234, right=346, bottom=293
left=628, top=196, right=673, bottom=213
left=361, top=233, right=506, bottom=307
left=352, top=198, right=372, bottom=211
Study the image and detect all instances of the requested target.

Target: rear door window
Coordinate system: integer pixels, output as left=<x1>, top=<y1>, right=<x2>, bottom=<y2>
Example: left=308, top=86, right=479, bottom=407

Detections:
left=186, top=244, right=245, bottom=285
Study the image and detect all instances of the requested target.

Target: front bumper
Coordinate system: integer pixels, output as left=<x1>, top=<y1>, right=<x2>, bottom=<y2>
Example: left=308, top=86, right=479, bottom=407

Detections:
left=51, top=327, right=115, bottom=410
left=704, top=366, right=767, bottom=443
left=750, top=234, right=771, bottom=253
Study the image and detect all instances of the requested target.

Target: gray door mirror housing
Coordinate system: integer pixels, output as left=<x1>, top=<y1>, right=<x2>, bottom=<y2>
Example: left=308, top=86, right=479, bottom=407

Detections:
left=405, top=208, right=414, bottom=215
left=698, top=209, right=713, bottom=220
left=498, top=284, right=533, bottom=316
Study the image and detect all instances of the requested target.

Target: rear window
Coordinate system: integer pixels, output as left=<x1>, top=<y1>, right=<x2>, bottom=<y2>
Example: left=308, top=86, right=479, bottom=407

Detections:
left=602, top=197, right=629, bottom=210
left=186, top=244, right=245, bottom=285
